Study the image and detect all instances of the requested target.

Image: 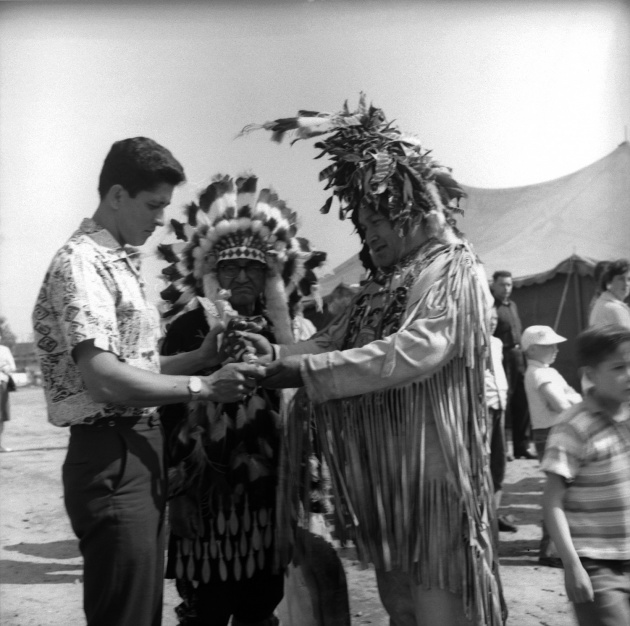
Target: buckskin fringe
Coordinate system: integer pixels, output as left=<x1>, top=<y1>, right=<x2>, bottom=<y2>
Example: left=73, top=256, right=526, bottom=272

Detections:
left=314, top=376, right=503, bottom=625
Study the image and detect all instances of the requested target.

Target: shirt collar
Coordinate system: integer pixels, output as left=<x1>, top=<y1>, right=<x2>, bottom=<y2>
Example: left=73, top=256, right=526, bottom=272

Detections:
left=79, top=218, right=141, bottom=269
left=527, top=359, right=548, bottom=368
left=599, top=291, right=621, bottom=304
left=584, top=391, right=630, bottom=424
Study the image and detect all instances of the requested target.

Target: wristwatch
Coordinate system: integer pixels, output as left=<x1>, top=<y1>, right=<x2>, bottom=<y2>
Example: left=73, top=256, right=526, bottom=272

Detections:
left=187, top=376, right=203, bottom=399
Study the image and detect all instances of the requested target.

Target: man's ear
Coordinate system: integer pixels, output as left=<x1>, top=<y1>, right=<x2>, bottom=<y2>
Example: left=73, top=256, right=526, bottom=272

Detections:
left=581, top=365, right=594, bottom=383
left=105, top=184, right=125, bottom=211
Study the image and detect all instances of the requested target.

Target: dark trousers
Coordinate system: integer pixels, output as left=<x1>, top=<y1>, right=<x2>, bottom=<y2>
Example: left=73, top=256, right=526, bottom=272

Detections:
left=533, top=428, right=556, bottom=558
left=488, top=407, right=506, bottom=492
left=504, top=348, right=531, bottom=455
left=63, top=415, right=166, bottom=626
left=0, top=379, right=10, bottom=422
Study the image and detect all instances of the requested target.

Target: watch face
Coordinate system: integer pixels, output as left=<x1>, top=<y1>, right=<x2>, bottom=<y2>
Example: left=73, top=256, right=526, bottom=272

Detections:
left=189, top=377, right=202, bottom=393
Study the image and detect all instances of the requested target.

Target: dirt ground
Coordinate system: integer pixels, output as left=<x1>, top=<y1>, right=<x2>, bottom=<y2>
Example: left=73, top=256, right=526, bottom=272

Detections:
left=1, top=387, right=576, bottom=625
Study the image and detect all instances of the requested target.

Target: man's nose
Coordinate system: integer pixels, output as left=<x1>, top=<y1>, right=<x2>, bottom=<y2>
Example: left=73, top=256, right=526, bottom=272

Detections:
left=154, top=208, right=165, bottom=227
left=235, top=267, right=249, bottom=281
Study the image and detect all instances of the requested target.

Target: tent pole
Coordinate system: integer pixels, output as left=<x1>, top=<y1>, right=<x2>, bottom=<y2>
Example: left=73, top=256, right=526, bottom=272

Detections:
left=574, top=269, right=584, bottom=330
left=553, top=257, right=574, bottom=331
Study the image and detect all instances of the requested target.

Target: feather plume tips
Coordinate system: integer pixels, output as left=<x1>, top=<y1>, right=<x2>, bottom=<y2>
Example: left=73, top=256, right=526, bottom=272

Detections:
left=240, top=93, right=466, bottom=238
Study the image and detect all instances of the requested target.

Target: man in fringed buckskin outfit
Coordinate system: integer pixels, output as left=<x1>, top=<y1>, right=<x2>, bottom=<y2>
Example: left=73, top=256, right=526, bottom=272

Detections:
left=242, top=95, right=507, bottom=626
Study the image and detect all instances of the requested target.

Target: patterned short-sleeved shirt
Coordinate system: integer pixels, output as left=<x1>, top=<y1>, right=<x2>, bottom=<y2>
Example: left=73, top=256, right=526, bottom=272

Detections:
left=32, top=218, right=162, bottom=426
left=542, top=396, right=630, bottom=559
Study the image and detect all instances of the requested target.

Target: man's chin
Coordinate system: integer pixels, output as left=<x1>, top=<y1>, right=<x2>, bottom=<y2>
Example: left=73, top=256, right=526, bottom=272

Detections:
left=371, top=252, right=393, bottom=269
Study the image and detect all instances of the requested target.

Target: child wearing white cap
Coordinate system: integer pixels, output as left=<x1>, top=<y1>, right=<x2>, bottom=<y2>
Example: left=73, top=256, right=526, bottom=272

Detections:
left=523, top=325, right=582, bottom=567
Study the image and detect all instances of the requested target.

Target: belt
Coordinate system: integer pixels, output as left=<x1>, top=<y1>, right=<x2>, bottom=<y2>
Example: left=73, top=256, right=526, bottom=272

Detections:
left=70, top=412, right=160, bottom=430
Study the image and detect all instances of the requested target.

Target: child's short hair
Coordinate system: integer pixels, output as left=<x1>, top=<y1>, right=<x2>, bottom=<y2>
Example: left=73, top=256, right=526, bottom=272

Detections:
left=576, top=324, right=630, bottom=368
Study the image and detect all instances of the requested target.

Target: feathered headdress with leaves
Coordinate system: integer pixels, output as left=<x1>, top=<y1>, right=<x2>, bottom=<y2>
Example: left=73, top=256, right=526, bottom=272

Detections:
left=240, top=93, right=466, bottom=241
left=157, top=173, right=326, bottom=344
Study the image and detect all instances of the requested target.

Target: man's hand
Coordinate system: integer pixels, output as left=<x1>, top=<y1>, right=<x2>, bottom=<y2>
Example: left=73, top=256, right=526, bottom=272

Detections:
left=197, top=321, right=226, bottom=368
left=237, top=332, right=274, bottom=363
left=564, top=561, right=594, bottom=603
left=203, top=362, right=265, bottom=402
left=261, top=356, right=304, bottom=389
left=169, top=495, right=201, bottom=539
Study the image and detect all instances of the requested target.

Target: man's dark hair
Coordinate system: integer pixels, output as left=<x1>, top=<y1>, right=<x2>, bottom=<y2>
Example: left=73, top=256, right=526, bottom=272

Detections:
left=492, top=270, right=512, bottom=281
left=593, top=260, right=609, bottom=291
left=576, top=324, right=630, bottom=369
left=98, top=137, right=185, bottom=199
left=600, top=259, right=629, bottom=291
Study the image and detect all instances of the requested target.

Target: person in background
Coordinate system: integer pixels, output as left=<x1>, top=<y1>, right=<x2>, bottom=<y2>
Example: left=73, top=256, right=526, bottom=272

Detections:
left=0, top=332, right=16, bottom=452
left=485, top=306, right=515, bottom=533
left=492, top=270, right=535, bottom=459
left=543, top=324, right=630, bottom=625
left=522, top=325, right=581, bottom=568
left=587, top=261, right=610, bottom=317
left=291, top=299, right=317, bottom=342
left=589, top=259, right=630, bottom=329
left=32, top=138, right=263, bottom=626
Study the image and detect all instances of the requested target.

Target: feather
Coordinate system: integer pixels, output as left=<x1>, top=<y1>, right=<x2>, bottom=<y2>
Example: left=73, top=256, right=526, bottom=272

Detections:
left=160, top=284, right=183, bottom=304
left=157, top=243, right=179, bottom=264
left=240, top=93, right=463, bottom=235
left=433, top=171, right=467, bottom=202
left=236, top=175, right=258, bottom=210
left=304, top=250, right=327, bottom=270
left=161, top=263, right=183, bottom=280
left=185, top=202, right=199, bottom=226
left=170, top=219, right=187, bottom=242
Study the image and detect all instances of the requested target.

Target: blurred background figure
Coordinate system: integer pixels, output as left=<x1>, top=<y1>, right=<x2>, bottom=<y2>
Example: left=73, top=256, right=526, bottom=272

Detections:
left=291, top=300, right=317, bottom=342
left=587, top=261, right=610, bottom=317
left=485, top=305, right=515, bottom=533
left=0, top=331, right=16, bottom=452
left=492, top=270, right=535, bottom=459
left=589, top=258, right=630, bottom=329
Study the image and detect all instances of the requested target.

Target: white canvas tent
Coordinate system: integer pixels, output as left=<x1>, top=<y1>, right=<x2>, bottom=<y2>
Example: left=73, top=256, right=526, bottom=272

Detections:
left=458, top=140, right=630, bottom=284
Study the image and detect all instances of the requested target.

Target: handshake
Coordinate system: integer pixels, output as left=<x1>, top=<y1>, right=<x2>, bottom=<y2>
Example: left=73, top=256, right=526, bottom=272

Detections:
left=198, top=317, right=304, bottom=403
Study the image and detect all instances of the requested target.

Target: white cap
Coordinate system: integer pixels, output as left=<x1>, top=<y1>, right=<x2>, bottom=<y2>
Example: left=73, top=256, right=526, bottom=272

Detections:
left=521, top=325, right=567, bottom=351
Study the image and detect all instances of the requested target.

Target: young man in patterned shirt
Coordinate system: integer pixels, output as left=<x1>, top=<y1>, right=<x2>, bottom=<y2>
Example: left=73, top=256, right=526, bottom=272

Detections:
left=543, top=324, right=630, bottom=625
left=32, top=138, right=264, bottom=626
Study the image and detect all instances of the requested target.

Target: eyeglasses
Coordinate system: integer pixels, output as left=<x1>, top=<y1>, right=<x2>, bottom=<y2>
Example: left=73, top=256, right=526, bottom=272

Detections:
left=217, top=261, right=267, bottom=279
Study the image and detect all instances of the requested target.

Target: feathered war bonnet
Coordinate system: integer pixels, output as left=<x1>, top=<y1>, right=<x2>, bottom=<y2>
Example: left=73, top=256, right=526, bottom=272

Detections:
left=158, top=174, right=327, bottom=345
left=240, top=93, right=467, bottom=271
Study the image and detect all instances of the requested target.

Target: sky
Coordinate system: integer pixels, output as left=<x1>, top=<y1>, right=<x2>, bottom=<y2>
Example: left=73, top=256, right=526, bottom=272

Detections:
left=1, top=0, right=629, bottom=341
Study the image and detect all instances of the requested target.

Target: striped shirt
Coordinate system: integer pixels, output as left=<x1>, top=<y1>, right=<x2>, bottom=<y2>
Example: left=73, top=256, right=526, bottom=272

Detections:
left=542, top=396, right=630, bottom=559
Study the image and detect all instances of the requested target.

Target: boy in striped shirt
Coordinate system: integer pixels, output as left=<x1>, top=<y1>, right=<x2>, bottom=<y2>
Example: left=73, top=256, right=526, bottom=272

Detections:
left=542, top=324, right=630, bottom=626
